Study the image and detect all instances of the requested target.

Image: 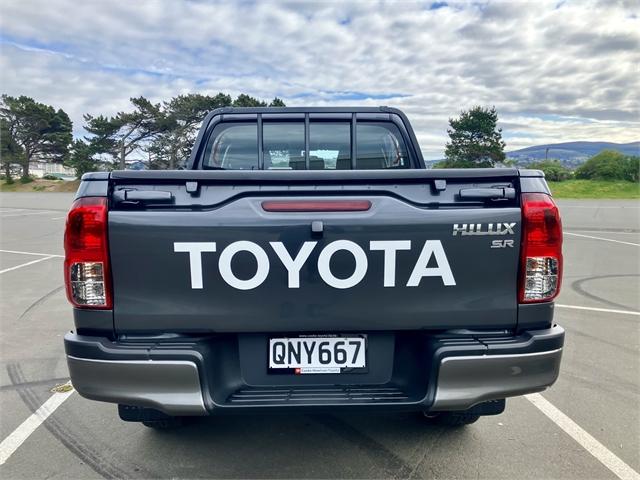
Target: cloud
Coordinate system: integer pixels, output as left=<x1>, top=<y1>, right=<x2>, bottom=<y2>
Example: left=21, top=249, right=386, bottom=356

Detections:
left=0, top=0, right=638, bottom=158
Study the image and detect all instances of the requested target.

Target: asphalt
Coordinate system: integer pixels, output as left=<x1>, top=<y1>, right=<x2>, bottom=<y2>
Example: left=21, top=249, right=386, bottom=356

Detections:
left=0, top=192, right=638, bottom=479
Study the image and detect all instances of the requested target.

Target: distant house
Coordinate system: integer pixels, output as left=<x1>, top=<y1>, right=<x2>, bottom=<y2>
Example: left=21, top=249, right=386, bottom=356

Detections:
left=126, top=160, right=147, bottom=171
left=29, top=161, right=76, bottom=179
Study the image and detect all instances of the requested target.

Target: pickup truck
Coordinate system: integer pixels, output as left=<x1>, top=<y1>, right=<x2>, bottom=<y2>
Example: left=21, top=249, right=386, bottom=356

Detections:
left=63, top=107, right=564, bottom=429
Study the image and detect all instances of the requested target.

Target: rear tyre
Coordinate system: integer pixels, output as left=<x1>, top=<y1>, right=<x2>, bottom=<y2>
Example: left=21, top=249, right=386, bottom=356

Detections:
left=423, top=411, right=480, bottom=427
left=119, top=405, right=185, bottom=429
left=423, top=399, right=505, bottom=427
left=142, top=417, right=184, bottom=429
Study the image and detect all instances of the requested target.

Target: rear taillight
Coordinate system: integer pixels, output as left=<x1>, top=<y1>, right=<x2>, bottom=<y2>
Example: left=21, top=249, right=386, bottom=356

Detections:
left=519, top=193, right=563, bottom=303
left=64, top=197, right=112, bottom=309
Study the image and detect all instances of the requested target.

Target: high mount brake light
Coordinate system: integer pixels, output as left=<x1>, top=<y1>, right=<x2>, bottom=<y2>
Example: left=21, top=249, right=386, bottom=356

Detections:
left=63, top=197, right=112, bottom=309
left=262, top=200, right=372, bottom=212
left=519, top=193, right=563, bottom=303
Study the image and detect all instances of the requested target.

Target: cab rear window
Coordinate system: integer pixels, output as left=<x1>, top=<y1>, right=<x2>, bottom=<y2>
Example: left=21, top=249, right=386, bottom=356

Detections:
left=356, top=123, right=409, bottom=170
left=201, top=120, right=411, bottom=170
left=203, top=123, right=258, bottom=170
left=263, top=122, right=306, bottom=170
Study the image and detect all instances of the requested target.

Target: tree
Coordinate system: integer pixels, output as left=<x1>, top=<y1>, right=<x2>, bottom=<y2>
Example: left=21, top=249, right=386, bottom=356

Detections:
left=575, top=150, right=639, bottom=182
left=147, top=93, right=232, bottom=169
left=65, top=139, right=99, bottom=179
left=625, top=156, right=640, bottom=182
left=528, top=159, right=572, bottom=181
left=232, top=94, right=267, bottom=107
left=84, top=96, right=170, bottom=169
left=441, top=106, right=506, bottom=168
left=1, top=118, right=24, bottom=182
left=0, top=95, right=72, bottom=179
left=147, top=93, right=285, bottom=169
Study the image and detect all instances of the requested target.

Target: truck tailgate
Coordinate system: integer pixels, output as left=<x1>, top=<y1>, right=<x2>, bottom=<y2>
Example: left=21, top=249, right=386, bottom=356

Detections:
left=107, top=170, right=522, bottom=334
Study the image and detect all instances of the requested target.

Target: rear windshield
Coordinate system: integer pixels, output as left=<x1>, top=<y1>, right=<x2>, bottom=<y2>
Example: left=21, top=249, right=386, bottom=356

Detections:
left=203, top=123, right=258, bottom=170
left=201, top=120, right=411, bottom=170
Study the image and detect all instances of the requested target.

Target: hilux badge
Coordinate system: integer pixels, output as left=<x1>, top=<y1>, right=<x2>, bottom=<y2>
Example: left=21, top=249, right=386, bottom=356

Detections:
left=452, top=223, right=516, bottom=236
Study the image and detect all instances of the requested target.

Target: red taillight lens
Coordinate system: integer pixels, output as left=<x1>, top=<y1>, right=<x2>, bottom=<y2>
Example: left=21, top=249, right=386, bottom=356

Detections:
left=519, top=193, right=563, bottom=303
left=64, top=197, right=112, bottom=309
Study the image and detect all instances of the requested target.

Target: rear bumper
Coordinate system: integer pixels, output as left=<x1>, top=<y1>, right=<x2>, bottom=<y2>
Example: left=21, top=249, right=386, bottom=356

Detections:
left=66, top=356, right=207, bottom=416
left=64, top=326, right=564, bottom=416
left=431, top=347, right=562, bottom=410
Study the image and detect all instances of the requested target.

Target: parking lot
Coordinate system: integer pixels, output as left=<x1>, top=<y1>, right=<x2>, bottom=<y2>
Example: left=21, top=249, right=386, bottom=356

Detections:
left=0, top=192, right=638, bottom=479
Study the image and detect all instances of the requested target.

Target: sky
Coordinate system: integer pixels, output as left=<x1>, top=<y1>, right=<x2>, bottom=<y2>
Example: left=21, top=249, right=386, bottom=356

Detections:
left=1, top=0, right=638, bottom=159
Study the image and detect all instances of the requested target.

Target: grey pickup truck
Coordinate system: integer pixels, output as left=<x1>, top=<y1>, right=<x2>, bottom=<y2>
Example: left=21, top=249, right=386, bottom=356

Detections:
left=63, top=107, right=564, bottom=429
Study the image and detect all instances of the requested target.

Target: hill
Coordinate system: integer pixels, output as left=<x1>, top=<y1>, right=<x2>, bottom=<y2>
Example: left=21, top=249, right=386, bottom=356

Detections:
left=507, top=141, right=639, bottom=168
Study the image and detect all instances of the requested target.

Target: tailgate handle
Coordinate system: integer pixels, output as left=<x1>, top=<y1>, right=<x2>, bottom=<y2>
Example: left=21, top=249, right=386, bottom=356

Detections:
left=458, top=187, right=516, bottom=200
left=113, top=190, right=174, bottom=205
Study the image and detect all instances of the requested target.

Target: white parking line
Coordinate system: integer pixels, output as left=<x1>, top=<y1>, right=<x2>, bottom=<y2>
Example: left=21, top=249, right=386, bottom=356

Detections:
left=526, top=393, right=640, bottom=480
left=565, top=230, right=639, bottom=236
left=560, top=205, right=640, bottom=209
left=0, top=211, right=57, bottom=218
left=0, top=249, right=63, bottom=258
left=0, top=256, right=58, bottom=274
left=565, top=232, right=640, bottom=247
left=0, top=387, right=74, bottom=465
left=556, top=304, right=640, bottom=316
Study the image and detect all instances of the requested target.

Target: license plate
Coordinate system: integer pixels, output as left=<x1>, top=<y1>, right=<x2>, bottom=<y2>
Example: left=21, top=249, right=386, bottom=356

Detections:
left=269, top=335, right=366, bottom=374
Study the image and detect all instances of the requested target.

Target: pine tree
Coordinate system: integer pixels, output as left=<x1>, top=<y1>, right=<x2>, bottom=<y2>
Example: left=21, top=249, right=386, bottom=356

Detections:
left=442, top=106, right=506, bottom=168
left=0, top=95, right=72, bottom=179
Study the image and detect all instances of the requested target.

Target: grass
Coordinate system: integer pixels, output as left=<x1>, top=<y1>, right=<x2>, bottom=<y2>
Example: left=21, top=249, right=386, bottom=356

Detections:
left=547, top=180, right=639, bottom=199
left=0, top=179, right=80, bottom=192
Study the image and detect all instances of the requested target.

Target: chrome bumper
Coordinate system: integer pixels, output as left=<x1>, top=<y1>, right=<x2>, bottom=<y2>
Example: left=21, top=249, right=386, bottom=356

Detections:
left=431, top=347, right=563, bottom=411
left=66, top=356, right=207, bottom=416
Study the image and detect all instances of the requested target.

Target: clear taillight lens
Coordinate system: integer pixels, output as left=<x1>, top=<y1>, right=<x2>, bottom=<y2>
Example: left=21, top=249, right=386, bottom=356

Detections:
left=519, top=193, right=563, bottom=303
left=523, top=257, right=559, bottom=301
left=64, top=197, right=112, bottom=309
left=70, top=262, right=106, bottom=305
